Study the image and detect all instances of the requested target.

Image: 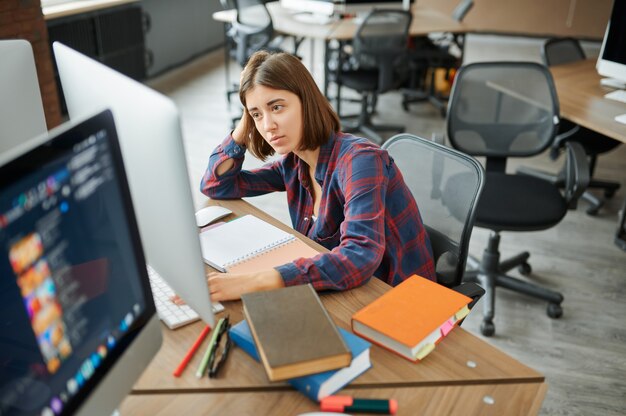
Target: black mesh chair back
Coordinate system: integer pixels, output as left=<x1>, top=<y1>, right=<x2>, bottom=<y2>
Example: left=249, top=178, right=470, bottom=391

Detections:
left=233, top=0, right=275, bottom=67
left=447, top=62, right=559, bottom=160
left=221, top=0, right=238, bottom=60
left=352, top=9, right=412, bottom=93
left=522, top=37, right=622, bottom=215
left=382, top=134, right=484, bottom=288
left=446, top=61, right=591, bottom=336
left=542, top=37, right=585, bottom=66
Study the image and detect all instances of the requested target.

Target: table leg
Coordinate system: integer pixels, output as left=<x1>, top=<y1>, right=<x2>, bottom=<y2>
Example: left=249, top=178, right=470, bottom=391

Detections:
left=615, top=195, right=626, bottom=251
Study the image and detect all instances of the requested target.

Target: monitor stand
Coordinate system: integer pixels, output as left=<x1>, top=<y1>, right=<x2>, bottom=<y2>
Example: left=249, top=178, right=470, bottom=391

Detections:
left=600, top=77, right=626, bottom=89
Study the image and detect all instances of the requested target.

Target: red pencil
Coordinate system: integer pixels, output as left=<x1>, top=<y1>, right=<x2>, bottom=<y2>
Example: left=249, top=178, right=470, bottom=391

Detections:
left=173, top=325, right=211, bottom=377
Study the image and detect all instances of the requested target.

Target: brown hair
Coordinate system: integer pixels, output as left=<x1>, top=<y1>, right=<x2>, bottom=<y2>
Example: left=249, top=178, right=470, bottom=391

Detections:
left=239, top=51, right=340, bottom=160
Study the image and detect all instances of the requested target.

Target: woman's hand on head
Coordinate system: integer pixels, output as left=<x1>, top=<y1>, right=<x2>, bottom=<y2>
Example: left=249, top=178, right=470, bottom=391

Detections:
left=207, top=269, right=285, bottom=302
left=232, top=114, right=251, bottom=146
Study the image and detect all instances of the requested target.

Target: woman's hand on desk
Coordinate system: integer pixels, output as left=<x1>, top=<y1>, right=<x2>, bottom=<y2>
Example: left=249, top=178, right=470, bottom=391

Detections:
left=207, top=269, right=285, bottom=301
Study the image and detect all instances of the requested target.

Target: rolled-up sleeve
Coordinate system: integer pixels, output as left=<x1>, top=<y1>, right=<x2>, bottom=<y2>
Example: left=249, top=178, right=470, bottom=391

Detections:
left=200, top=135, right=286, bottom=199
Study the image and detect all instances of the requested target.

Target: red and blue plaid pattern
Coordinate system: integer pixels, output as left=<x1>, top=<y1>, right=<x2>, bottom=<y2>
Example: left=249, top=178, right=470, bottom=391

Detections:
left=201, top=133, right=435, bottom=289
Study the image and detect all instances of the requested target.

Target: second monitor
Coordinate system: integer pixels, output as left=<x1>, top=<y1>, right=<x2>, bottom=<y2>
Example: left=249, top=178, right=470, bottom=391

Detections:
left=53, top=43, right=218, bottom=328
left=281, top=0, right=414, bottom=19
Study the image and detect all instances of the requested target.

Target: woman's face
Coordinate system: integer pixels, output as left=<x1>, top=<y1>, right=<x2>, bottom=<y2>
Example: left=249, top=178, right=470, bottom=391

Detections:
left=245, top=85, right=303, bottom=155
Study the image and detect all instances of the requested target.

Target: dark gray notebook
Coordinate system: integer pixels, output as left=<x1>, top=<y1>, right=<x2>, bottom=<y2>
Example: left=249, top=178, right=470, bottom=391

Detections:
left=241, top=284, right=351, bottom=381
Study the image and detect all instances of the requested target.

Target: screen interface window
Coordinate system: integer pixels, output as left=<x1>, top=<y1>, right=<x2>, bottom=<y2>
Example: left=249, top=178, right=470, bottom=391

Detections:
left=0, top=127, right=148, bottom=415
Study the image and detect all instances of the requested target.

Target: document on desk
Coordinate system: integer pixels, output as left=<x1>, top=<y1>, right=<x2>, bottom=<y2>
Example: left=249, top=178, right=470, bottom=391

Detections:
left=604, top=89, right=626, bottom=104
left=198, top=214, right=319, bottom=273
left=614, top=114, right=626, bottom=125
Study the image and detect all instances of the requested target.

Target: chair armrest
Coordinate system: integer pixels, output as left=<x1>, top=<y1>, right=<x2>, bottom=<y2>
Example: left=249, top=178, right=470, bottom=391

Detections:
left=564, top=141, right=590, bottom=209
left=550, top=124, right=580, bottom=160
left=452, top=282, right=484, bottom=310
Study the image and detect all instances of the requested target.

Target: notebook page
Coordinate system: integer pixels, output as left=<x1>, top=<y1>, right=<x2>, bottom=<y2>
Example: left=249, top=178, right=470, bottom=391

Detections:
left=198, top=215, right=295, bottom=271
left=228, top=238, right=320, bottom=274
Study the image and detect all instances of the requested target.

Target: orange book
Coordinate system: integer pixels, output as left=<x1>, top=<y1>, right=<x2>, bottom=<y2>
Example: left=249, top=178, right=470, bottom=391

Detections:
left=351, top=275, right=471, bottom=362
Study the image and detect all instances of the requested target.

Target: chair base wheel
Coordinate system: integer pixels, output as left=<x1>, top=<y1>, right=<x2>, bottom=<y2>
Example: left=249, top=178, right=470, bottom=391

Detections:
left=547, top=303, right=563, bottom=319
left=480, top=320, right=495, bottom=337
left=605, top=189, right=616, bottom=199
left=518, top=262, right=532, bottom=276
left=586, top=206, right=600, bottom=216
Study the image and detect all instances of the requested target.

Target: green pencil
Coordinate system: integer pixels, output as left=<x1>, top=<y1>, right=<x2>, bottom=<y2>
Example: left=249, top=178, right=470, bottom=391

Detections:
left=195, top=317, right=225, bottom=378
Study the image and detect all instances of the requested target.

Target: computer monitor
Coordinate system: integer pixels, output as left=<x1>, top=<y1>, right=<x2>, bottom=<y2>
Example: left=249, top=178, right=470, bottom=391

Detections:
left=281, top=0, right=413, bottom=18
left=0, top=110, right=162, bottom=416
left=0, top=39, right=47, bottom=152
left=596, top=0, right=626, bottom=88
left=341, top=0, right=414, bottom=14
left=52, top=42, right=216, bottom=328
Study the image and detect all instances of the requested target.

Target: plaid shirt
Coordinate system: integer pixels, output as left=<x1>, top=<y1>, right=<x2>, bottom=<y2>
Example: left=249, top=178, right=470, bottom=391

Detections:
left=201, top=132, right=435, bottom=290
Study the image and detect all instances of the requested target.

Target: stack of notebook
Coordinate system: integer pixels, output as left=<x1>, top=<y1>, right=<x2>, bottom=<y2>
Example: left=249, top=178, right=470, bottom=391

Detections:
left=351, top=275, right=472, bottom=362
left=233, top=284, right=371, bottom=401
left=230, top=320, right=371, bottom=401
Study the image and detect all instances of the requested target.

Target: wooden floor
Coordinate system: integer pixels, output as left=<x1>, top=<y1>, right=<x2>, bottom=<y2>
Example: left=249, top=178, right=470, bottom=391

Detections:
left=147, top=34, right=626, bottom=415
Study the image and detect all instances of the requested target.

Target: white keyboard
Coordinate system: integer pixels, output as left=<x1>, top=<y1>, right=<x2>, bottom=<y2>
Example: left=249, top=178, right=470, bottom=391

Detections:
left=604, top=89, right=626, bottom=104
left=146, top=265, right=223, bottom=330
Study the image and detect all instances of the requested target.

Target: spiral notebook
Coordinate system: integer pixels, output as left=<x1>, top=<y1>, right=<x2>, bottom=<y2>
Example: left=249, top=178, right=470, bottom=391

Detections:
left=198, top=214, right=320, bottom=273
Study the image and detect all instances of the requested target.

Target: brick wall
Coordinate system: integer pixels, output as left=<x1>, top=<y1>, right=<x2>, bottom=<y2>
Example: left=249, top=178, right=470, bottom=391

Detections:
left=1, top=0, right=62, bottom=129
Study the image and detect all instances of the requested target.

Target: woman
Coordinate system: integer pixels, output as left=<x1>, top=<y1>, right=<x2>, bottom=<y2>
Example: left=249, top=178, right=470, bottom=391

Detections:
left=201, top=51, right=435, bottom=301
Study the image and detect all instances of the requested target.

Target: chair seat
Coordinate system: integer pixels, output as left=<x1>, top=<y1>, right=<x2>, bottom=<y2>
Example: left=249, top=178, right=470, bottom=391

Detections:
left=473, top=172, right=567, bottom=231
left=340, top=69, right=378, bottom=92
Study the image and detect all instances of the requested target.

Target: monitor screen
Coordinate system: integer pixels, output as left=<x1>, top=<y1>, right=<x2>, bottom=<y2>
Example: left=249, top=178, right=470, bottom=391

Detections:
left=0, top=110, right=161, bottom=415
left=597, top=0, right=626, bottom=84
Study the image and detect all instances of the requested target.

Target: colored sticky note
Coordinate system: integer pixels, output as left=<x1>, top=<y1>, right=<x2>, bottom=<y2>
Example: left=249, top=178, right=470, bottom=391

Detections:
left=440, top=319, right=456, bottom=337
left=415, top=343, right=435, bottom=360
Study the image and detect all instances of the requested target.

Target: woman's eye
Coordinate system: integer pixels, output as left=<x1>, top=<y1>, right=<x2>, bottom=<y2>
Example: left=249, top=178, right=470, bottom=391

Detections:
left=272, top=104, right=283, bottom=111
left=251, top=112, right=260, bottom=120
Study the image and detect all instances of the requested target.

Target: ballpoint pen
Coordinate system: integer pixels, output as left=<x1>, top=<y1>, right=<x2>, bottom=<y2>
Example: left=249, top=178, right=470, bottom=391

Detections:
left=208, top=320, right=232, bottom=378
left=195, top=316, right=227, bottom=378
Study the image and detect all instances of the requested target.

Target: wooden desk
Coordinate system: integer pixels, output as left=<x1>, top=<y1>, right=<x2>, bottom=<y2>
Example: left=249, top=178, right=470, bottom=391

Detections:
left=212, top=2, right=466, bottom=40
left=550, top=59, right=626, bottom=144
left=122, top=199, right=546, bottom=415
left=328, top=7, right=466, bottom=41
left=213, top=2, right=466, bottom=106
left=549, top=59, right=626, bottom=249
left=122, top=383, right=546, bottom=415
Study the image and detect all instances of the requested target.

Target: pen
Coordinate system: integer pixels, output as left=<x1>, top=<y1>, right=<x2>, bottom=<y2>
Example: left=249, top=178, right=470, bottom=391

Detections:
left=208, top=320, right=231, bottom=378
left=173, top=324, right=211, bottom=377
left=320, top=396, right=398, bottom=415
left=195, top=317, right=226, bottom=378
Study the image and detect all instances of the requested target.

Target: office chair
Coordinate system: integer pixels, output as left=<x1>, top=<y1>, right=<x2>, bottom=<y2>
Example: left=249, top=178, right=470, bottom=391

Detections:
left=382, top=133, right=485, bottom=312
left=447, top=62, right=590, bottom=336
left=401, top=0, right=474, bottom=116
left=337, top=9, right=412, bottom=144
left=517, top=37, right=621, bottom=215
left=221, top=0, right=286, bottom=126
left=220, top=0, right=238, bottom=107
